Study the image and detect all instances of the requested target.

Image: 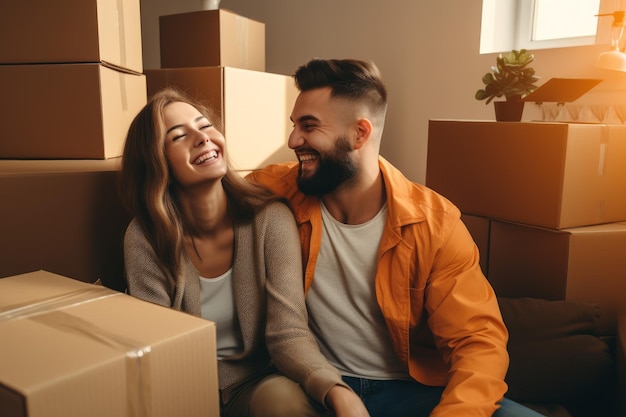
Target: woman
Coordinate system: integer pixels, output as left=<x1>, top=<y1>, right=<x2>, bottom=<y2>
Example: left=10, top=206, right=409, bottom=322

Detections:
left=120, top=88, right=368, bottom=417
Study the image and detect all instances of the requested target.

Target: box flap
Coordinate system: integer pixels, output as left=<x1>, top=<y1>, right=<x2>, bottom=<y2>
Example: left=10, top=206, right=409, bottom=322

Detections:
left=523, top=78, right=602, bottom=104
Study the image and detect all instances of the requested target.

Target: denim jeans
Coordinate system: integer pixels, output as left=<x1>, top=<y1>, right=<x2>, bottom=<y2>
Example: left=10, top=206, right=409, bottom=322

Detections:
left=342, top=376, right=547, bottom=417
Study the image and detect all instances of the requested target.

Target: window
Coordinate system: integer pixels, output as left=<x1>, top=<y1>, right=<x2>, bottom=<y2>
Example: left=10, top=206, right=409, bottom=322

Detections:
left=480, top=0, right=602, bottom=53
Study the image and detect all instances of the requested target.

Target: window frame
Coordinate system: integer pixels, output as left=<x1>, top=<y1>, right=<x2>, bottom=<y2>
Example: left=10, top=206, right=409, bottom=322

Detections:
left=515, top=0, right=600, bottom=50
left=480, top=0, right=609, bottom=54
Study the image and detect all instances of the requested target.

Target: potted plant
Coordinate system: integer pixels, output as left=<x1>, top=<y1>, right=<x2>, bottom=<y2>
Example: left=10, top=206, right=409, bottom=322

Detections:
left=475, top=49, right=540, bottom=121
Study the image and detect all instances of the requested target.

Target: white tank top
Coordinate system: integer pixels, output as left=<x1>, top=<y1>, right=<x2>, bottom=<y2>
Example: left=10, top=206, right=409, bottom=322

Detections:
left=199, top=268, right=244, bottom=359
left=306, top=201, right=410, bottom=380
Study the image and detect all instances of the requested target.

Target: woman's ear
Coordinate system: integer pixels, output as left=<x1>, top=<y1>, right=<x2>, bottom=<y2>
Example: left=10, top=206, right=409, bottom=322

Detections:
left=353, top=118, right=373, bottom=150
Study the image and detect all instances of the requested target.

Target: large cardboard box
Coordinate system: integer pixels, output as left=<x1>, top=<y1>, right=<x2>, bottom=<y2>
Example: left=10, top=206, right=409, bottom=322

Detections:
left=159, top=9, right=265, bottom=71
left=0, top=0, right=143, bottom=73
left=0, top=64, right=147, bottom=159
left=0, top=159, right=129, bottom=292
left=487, top=220, right=626, bottom=310
left=426, top=120, right=626, bottom=229
left=145, top=66, right=297, bottom=171
left=0, top=271, right=218, bottom=417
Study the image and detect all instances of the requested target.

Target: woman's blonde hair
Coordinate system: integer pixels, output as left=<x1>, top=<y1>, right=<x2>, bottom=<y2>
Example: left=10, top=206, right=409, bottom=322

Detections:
left=120, top=87, right=279, bottom=289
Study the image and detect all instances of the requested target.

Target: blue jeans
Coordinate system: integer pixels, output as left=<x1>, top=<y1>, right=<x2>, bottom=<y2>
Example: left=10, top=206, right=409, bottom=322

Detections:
left=342, top=376, right=547, bottom=417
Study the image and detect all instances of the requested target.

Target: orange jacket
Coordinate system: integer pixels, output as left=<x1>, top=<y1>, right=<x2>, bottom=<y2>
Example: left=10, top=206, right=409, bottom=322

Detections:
left=248, top=157, right=509, bottom=417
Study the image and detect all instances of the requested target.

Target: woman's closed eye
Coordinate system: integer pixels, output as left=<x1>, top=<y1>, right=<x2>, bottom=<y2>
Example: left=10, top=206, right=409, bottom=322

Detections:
left=169, top=130, right=186, bottom=141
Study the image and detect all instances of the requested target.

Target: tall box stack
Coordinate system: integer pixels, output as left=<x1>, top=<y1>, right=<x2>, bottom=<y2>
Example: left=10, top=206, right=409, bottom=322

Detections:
left=426, top=120, right=626, bottom=311
left=0, top=2, right=146, bottom=283
left=147, top=7, right=297, bottom=173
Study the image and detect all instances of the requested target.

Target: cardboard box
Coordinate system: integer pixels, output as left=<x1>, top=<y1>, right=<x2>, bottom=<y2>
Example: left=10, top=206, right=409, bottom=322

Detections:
left=0, top=271, right=218, bottom=417
left=0, top=0, right=143, bottom=73
left=461, top=214, right=490, bottom=276
left=487, top=220, right=626, bottom=309
left=0, top=159, right=129, bottom=292
left=145, top=66, right=297, bottom=171
left=0, top=64, right=147, bottom=159
left=426, top=120, right=626, bottom=229
left=160, top=9, right=265, bottom=71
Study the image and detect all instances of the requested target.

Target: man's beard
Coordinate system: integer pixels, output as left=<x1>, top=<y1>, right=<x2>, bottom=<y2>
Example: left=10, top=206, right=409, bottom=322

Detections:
left=297, top=136, right=358, bottom=196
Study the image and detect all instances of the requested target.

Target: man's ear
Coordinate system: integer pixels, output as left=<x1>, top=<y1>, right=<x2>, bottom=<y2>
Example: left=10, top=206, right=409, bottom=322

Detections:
left=353, top=118, right=373, bottom=150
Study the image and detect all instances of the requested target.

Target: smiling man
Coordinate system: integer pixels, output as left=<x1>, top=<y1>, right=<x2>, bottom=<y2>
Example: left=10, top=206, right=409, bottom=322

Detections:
left=248, top=58, right=546, bottom=417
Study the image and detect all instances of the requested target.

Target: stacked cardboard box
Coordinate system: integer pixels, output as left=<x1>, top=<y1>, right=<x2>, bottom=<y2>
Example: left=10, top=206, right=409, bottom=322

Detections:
left=159, top=8, right=265, bottom=71
left=427, top=120, right=626, bottom=310
left=147, top=8, right=297, bottom=173
left=0, top=0, right=148, bottom=159
left=0, top=159, right=129, bottom=291
left=0, top=4, right=220, bottom=415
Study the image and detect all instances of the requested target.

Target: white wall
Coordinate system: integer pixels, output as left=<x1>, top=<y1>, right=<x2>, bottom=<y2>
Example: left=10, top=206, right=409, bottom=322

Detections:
left=140, top=0, right=626, bottom=184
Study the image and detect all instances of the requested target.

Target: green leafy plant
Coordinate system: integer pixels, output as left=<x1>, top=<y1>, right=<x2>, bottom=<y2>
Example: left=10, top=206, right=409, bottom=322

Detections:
left=475, top=49, right=540, bottom=104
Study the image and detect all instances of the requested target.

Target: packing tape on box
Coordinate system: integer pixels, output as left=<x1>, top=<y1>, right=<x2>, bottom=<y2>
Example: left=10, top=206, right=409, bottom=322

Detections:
left=116, top=0, right=127, bottom=69
left=599, top=125, right=609, bottom=177
left=0, top=286, right=115, bottom=321
left=235, top=15, right=250, bottom=68
left=0, top=286, right=152, bottom=417
left=119, top=71, right=129, bottom=111
left=598, top=125, right=610, bottom=221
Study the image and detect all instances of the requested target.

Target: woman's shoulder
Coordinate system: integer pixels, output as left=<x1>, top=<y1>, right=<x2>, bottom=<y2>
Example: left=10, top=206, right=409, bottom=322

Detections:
left=248, top=200, right=297, bottom=234
left=257, top=199, right=293, bottom=219
left=124, top=218, right=148, bottom=242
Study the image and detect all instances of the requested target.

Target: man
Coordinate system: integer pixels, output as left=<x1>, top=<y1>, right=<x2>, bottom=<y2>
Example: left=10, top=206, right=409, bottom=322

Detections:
left=248, top=58, right=544, bottom=417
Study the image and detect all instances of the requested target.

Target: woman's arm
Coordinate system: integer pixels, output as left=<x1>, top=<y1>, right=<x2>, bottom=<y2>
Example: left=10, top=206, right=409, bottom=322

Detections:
left=123, top=219, right=175, bottom=308
left=260, top=202, right=369, bottom=416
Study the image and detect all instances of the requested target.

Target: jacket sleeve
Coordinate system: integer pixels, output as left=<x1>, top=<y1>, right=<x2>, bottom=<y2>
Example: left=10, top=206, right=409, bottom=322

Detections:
left=123, top=219, right=175, bottom=308
left=260, top=202, right=350, bottom=406
left=426, top=218, right=510, bottom=417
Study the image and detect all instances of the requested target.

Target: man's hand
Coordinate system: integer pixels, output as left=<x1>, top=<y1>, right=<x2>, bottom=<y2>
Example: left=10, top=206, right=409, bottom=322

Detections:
left=326, top=385, right=370, bottom=417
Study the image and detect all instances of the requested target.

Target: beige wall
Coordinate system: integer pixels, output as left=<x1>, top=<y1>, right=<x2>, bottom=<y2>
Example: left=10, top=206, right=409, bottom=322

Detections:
left=140, top=0, right=626, bottom=184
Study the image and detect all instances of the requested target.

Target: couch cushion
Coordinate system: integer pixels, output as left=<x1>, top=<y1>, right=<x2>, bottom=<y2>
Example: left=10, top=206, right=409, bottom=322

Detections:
left=498, top=297, right=616, bottom=416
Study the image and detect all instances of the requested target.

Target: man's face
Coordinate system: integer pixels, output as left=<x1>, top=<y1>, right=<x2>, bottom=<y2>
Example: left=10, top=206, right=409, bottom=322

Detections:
left=288, top=88, right=358, bottom=196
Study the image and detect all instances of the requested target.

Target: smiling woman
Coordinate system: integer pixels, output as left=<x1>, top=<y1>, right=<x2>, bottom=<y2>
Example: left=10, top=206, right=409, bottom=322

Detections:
left=480, top=0, right=601, bottom=53
left=118, top=87, right=369, bottom=417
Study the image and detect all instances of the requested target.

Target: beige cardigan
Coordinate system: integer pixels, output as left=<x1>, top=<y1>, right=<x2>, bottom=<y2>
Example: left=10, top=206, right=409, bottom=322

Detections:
left=124, top=201, right=345, bottom=406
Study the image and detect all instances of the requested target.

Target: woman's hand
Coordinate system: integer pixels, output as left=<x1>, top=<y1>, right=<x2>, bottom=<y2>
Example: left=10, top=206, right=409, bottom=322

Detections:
left=326, top=385, right=370, bottom=417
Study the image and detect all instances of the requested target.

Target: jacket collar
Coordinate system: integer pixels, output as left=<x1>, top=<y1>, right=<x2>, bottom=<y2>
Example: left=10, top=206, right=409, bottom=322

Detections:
left=289, top=156, right=427, bottom=228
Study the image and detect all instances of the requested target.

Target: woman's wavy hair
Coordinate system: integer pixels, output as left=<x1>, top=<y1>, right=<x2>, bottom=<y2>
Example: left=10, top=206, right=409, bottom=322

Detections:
left=120, top=87, right=279, bottom=286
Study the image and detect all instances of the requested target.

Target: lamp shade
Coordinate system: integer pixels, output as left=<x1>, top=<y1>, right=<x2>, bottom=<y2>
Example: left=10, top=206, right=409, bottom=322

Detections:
left=596, top=49, right=626, bottom=72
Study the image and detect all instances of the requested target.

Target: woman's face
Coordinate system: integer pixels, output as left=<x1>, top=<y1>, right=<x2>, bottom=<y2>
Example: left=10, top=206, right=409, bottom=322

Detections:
left=163, top=101, right=227, bottom=188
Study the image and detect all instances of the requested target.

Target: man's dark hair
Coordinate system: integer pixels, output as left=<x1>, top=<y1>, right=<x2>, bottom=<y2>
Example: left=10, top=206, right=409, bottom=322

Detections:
left=293, top=58, right=388, bottom=114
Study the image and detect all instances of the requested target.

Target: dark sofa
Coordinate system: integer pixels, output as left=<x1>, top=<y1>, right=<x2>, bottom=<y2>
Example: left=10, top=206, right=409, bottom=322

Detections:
left=498, top=297, right=621, bottom=417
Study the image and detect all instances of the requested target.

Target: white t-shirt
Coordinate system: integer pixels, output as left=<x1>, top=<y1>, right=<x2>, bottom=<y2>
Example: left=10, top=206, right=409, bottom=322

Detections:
left=199, top=268, right=244, bottom=359
left=306, top=201, right=410, bottom=380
